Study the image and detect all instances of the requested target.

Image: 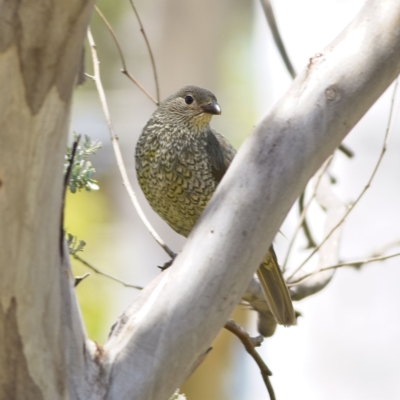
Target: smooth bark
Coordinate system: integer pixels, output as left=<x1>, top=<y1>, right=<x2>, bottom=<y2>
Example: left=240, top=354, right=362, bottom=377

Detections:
left=0, top=1, right=95, bottom=399
left=104, top=2, right=400, bottom=399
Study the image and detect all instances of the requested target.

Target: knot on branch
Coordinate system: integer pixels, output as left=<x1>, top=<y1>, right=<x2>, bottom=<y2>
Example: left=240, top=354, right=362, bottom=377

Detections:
left=325, top=85, right=339, bottom=101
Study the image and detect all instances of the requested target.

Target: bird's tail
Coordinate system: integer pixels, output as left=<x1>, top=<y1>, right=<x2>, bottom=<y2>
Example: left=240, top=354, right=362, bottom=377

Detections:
left=256, top=246, right=296, bottom=326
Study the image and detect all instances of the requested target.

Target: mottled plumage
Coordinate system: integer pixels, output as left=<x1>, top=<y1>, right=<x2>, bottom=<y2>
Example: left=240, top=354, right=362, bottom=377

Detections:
left=135, top=86, right=295, bottom=326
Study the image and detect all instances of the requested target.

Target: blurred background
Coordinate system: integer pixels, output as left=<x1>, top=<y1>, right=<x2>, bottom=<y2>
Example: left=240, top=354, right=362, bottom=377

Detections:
left=66, top=0, right=400, bottom=399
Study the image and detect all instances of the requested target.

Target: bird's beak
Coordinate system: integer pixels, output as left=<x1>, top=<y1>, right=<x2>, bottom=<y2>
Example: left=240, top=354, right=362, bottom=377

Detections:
left=202, top=100, right=221, bottom=115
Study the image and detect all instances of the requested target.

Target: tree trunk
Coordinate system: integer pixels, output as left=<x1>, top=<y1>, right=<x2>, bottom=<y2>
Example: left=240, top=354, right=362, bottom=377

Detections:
left=0, top=1, right=95, bottom=399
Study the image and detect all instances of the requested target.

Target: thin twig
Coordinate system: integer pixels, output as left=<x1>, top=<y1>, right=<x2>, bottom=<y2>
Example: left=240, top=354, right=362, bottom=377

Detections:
left=87, top=29, right=175, bottom=259
left=295, top=197, right=317, bottom=261
left=61, top=135, right=81, bottom=255
left=259, top=0, right=296, bottom=79
left=258, top=0, right=361, bottom=160
left=72, top=253, right=143, bottom=290
left=259, top=0, right=355, bottom=253
left=282, top=156, right=332, bottom=272
left=288, top=78, right=399, bottom=281
left=288, top=251, right=400, bottom=287
left=128, top=0, right=160, bottom=104
left=64, top=135, right=81, bottom=192
left=94, top=5, right=158, bottom=105
left=297, top=192, right=317, bottom=248
left=75, top=273, right=90, bottom=287
left=224, top=319, right=275, bottom=400
left=370, top=239, right=400, bottom=257
left=289, top=173, right=349, bottom=300
left=338, top=143, right=354, bottom=158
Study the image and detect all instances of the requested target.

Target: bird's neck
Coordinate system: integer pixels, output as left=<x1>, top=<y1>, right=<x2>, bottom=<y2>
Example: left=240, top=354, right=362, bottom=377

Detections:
left=153, top=112, right=211, bottom=139
left=156, top=105, right=212, bottom=127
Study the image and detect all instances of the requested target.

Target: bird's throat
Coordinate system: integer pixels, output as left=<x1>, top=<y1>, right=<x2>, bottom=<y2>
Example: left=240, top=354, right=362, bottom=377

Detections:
left=191, top=112, right=213, bottom=130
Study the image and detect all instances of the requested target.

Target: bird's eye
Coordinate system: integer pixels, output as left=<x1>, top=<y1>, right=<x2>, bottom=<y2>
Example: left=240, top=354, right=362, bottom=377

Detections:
left=185, top=95, right=194, bottom=105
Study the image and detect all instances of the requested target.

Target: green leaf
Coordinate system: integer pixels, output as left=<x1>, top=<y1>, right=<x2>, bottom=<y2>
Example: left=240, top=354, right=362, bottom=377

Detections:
left=64, top=132, right=102, bottom=193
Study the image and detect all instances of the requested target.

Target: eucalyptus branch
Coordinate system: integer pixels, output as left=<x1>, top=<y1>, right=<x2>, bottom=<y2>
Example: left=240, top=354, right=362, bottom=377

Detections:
left=94, top=5, right=157, bottom=104
left=101, top=3, right=400, bottom=398
left=87, top=29, right=175, bottom=259
left=258, top=0, right=318, bottom=250
left=258, top=0, right=355, bottom=160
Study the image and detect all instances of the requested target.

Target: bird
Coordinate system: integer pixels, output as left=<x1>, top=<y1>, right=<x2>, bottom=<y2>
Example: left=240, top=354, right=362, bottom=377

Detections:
left=135, top=85, right=296, bottom=327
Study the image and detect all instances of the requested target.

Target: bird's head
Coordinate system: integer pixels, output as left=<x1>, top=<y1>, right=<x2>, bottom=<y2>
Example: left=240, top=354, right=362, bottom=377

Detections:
left=159, top=86, right=221, bottom=129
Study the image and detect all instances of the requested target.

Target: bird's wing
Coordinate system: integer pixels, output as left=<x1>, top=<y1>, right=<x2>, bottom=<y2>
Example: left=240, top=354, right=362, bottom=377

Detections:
left=205, top=129, right=236, bottom=183
left=257, top=248, right=296, bottom=326
left=206, top=130, right=296, bottom=327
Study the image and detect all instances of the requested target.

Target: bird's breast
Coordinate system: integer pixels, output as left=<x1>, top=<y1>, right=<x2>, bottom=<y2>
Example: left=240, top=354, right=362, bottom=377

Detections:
left=136, top=128, right=217, bottom=236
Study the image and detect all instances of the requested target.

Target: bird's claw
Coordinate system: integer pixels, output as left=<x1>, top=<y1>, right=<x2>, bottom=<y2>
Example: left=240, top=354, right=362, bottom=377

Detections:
left=158, top=253, right=177, bottom=271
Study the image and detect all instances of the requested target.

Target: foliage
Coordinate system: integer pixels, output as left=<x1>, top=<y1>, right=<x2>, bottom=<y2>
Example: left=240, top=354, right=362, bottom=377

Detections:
left=169, top=392, right=187, bottom=400
left=67, top=233, right=86, bottom=256
left=64, top=132, right=102, bottom=193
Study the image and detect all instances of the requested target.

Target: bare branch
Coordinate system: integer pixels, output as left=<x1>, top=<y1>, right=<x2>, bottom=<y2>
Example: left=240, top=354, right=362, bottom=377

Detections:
left=94, top=6, right=158, bottom=105
left=259, top=0, right=319, bottom=250
left=75, top=272, right=90, bottom=287
left=224, top=320, right=275, bottom=400
left=370, top=239, right=400, bottom=257
left=283, top=156, right=332, bottom=271
left=297, top=191, right=317, bottom=248
left=259, top=0, right=296, bottom=79
left=87, top=29, right=175, bottom=259
left=128, top=0, right=160, bottom=104
left=289, top=172, right=347, bottom=300
left=259, top=0, right=355, bottom=160
left=290, top=77, right=399, bottom=278
left=289, top=252, right=400, bottom=287
left=72, top=253, right=143, bottom=290
left=102, top=3, right=400, bottom=399
left=338, top=143, right=354, bottom=158
left=259, top=0, right=356, bottom=255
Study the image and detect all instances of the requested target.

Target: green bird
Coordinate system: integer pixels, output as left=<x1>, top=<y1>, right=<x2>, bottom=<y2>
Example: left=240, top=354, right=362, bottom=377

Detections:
left=135, top=86, right=296, bottom=327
